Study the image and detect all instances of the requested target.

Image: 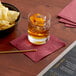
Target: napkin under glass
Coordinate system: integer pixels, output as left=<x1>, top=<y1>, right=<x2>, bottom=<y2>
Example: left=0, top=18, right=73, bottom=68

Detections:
left=10, top=34, right=66, bottom=62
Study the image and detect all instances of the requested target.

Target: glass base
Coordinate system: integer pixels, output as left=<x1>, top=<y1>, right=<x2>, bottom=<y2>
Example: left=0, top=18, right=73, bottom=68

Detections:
left=28, top=35, right=50, bottom=45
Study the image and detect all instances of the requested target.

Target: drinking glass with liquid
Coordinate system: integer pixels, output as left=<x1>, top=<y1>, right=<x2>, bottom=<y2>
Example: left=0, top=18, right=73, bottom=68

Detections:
left=28, top=12, right=51, bottom=45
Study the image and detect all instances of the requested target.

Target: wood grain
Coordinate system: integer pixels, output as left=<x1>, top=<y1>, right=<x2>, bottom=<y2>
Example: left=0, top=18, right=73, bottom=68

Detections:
left=0, top=0, right=74, bottom=76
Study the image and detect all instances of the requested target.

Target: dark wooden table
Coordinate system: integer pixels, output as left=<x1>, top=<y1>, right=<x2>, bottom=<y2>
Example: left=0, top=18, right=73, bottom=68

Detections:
left=0, top=0, right=76, bottom=76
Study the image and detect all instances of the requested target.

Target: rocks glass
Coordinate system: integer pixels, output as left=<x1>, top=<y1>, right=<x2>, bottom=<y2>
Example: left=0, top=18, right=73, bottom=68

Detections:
left=28, top=11, right=51, bottom=45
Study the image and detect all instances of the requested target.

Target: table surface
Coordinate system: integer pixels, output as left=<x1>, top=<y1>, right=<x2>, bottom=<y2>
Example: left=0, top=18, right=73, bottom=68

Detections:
left=0, top=0, right=75, bottom=76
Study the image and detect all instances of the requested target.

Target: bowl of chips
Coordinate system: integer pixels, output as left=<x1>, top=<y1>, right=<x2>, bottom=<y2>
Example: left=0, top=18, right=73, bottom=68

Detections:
left=0, top=2, right=20, bottom=37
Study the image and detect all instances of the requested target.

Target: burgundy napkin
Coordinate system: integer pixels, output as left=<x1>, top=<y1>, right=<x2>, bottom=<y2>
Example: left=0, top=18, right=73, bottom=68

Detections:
left=10, top=34, right=66, bottom=62
left=65, top=24, right=76, bottom=27
left=59, top=19, right=76, bottom=25
left=59, top=19, right=76, bottom=27
left=58, top=0, right=76, bottom=27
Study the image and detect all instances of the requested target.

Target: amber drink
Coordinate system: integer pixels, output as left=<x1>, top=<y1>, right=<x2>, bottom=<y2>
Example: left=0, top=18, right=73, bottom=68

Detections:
left=28, top=13, right=51, bottom=45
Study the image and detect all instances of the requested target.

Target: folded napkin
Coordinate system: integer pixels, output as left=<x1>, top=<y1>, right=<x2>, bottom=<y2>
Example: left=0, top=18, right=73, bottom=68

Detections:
left=58, top=0, right=76, bottom=27
left=59, top=19, right=76, bottom=27
left=10, top=34, right=66, bottom=62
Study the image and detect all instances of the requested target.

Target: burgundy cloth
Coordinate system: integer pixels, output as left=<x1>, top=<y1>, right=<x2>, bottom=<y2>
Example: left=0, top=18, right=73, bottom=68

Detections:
left=10, top=34, right=66, bottom=62
left=58, top=0, right=76, bottom=27
left=65, top=24, right=76, bottom=27
left=59, top=19, right=76, bottom=27
left=59, top=19, right=76, bottom=25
